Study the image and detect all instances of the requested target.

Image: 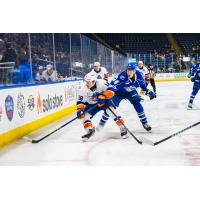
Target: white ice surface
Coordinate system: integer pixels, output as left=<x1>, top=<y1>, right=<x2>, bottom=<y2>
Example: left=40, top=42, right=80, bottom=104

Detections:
left=0, top=81, right=200, bottom=166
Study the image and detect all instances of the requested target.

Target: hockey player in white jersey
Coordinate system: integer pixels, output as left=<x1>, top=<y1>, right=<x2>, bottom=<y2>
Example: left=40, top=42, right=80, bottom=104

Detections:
left=76, top=73, right=128, bottom=141
left=137, top=61, right=151, bottom=96
left=90, top=62, right=109, bottom=81
left=42, top=64, right=58, bottom=82
left=137, top=61, right=150, bottom=85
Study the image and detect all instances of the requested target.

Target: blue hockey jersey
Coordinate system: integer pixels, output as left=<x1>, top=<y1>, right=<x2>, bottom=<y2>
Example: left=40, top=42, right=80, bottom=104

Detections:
left=192, top=68, right=200, bottom=83
left=111, top=70, right=147, bottom=93
left=188, top=63, right=200, bottom=78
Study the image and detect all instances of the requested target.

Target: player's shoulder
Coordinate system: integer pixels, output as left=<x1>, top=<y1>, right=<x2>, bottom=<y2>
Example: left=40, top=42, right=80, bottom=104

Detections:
left=96, top=79, right=109, bottom=89
left=144, top=66, right=149, bottom=73
left=117, top=71, right=127, bottom=81
left=90, top=69, right=95, bottom=74
left=42, top=70, right=47, bottom=75
left=101, top=66, right=108, bottom=72
left=96, top=78, right=107, bottom=85
left=135, top=69, right=143, bottom=76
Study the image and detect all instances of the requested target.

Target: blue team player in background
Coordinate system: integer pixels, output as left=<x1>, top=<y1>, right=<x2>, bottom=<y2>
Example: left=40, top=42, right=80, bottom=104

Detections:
left=96, top=60, right=156, bottom=132
left=188, top=56, right=200, bottom=109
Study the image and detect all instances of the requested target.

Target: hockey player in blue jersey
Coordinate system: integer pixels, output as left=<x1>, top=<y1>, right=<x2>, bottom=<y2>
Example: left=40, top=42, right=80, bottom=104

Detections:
left=96, top=62, right=156, bottom=132
left=188, top=58, right=200, bottom=109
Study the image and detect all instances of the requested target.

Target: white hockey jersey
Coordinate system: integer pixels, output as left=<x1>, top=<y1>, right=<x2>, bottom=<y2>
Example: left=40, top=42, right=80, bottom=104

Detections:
left=42, top=70, right=58, bottom=82
left=77, top=79, right=109, bottom=105
left=35, top=72, right=44, bottom=81
left=137, top=66, right=149, bottom=78
left=90, top=67, right=108, bottom=80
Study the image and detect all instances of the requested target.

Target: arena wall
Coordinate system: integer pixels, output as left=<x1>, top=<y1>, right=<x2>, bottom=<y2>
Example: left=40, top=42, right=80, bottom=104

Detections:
left=155, top=72, right=190, bottom=82
left=0, top=80, right=82, bottom=147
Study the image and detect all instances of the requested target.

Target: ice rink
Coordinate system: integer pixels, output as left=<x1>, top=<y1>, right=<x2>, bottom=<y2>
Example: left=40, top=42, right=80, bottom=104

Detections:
left=0, top=81, right=199, bottom=166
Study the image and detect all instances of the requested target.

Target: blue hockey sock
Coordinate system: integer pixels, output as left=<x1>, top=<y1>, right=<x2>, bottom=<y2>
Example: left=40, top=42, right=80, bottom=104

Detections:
left=137, top=112, right=148, bottom=125
left=100, top=112, right=109, bottom=125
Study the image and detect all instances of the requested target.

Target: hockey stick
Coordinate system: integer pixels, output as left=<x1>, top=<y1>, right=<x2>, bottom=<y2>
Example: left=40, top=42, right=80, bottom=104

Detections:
left=107, top=106, right=143, bottom=144
left=24, top=104, right=98, bottom=144
left=140, top=121, right=200, bottom=146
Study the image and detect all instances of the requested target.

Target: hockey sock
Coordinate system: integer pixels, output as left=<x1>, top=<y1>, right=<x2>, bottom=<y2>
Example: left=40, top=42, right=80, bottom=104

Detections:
left=137, top=111, right=148, bottom=125
left=189, top=94, right=195, bottom=104
left=99, top=112, right=109, bottom=126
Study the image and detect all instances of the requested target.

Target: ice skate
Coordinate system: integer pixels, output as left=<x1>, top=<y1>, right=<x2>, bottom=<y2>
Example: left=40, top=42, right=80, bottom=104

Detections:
left=187, top=103, right=193, bottom=110
left=120, top=127, right=129, bottom=139
left=81, top=127, right=95, bottom=142
left=143, top=123, right=152, bottom=132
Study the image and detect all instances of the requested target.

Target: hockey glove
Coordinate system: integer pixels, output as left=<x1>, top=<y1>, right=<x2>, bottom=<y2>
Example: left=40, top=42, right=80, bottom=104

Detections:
left=191, top=77, right=195, bottom=82
left=97, top=95, right=106, bottom=107
left=76, top=104, right=85, bottom=119
left=140, top=90, right=145, bottom=95
left=146, top=89, right=156, bottom=100
left=77, top=109, right=85, bottom=119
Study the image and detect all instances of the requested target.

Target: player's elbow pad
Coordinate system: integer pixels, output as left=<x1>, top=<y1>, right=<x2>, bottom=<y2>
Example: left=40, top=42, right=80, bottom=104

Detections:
left=103, top=90, right=114, bottom=99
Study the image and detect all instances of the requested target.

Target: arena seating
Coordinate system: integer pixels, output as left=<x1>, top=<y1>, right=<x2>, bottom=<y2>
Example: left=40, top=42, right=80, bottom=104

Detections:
left=98, top=33, right=170, bottom=54
left=174, top=33, right=200, bottom=55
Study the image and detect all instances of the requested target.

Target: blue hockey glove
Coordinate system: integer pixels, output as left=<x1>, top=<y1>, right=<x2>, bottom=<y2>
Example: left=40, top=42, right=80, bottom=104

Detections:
left=191, top=77, right=195, bottom=82
left=77, top=109, right=84, bottom=119
left=146, top=90, right=156, bottom=100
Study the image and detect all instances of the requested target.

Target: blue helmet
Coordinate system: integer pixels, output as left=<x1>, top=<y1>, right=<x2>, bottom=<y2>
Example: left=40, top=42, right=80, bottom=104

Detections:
left=126, top=62, right=137, bottom=71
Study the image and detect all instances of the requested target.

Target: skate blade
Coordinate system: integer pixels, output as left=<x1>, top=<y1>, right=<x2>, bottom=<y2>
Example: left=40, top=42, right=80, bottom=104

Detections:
left=122, top=134, right=129, bottom=139
left=81, top=138, right=89, bottom=142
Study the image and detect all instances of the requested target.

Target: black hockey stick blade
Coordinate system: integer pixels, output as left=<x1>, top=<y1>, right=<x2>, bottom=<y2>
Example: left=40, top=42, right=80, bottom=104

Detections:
left=140, top=121, right=200, bottom=146
left=24, top=104, right=98, bottom=144
left=24, top=116, right=79, bottom=143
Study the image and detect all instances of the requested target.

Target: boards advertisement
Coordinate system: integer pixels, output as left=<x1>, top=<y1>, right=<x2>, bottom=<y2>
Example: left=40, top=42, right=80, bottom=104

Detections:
left=0, top=80, right=82, bottom=135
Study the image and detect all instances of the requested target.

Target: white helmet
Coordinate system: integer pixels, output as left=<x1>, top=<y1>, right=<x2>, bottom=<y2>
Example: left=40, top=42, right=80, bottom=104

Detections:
left=138, top=61, right=143, bottom=65
left=94, top=62, right=100, bottom=67
left=46, top=64, right=53, bottom=70
left=84, top=73, right=97, bottom=82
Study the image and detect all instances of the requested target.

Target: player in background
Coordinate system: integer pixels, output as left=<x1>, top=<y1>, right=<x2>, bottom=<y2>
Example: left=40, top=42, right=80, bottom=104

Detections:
left=42, top=64, right=58, bottom=82
left=90, top=62, right=109, bottom=81
left=147, top=64, right=157, bottom=96
left=187, top=57, right=200, bottom=109
left=35, top=65, right=45, bottom=82
left=97, top=62, right=156, bottom=132
left=137, top=61, right=150, bottom=85
left=137, top=61, right=150, bottom=97
left=76, top=73, right=128, bottom=141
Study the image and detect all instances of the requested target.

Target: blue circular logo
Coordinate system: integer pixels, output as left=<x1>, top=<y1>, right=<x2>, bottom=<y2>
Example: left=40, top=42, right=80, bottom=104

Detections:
left=5, top=95, right=14, bottom=121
